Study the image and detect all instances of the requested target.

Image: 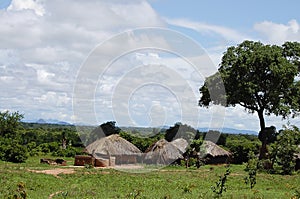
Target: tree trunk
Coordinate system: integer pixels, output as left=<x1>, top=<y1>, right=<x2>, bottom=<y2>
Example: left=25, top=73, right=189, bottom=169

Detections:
left=258, top=110, right=265, bottom=131
left=258, top=110, right=267, bottom=160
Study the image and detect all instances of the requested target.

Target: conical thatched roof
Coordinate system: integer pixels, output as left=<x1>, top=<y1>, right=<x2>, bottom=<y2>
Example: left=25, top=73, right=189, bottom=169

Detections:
left=144, top=139, right=185, bottom=165
left=86, top=134, right=141, bottom=156
left=171, top=138, right=188, bottom=154
left=199, top=140, right=231, bottom=158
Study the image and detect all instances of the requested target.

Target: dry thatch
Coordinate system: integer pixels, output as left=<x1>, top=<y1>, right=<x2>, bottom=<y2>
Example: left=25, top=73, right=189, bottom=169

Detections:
left=200, top=140, right=231, bottom=158
left=197, top=140, right=231, bottom=164
left=171, top=138, right=188, bottom=154
left=144, top=139, right=185, bottom=165
left=85, top=134, right=141, bottom=156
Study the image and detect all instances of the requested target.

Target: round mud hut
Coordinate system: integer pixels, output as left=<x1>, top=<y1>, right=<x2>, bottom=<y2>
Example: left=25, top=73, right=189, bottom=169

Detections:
left=199, top=140, right=231, bottom=164
left=144, top=139, right=188, bottom=165
left=85, top=134, right=141, bottom=165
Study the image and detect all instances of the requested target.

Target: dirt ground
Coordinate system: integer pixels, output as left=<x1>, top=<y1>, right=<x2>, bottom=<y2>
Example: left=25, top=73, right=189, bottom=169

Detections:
left=28, top=168, right=75, bottom=178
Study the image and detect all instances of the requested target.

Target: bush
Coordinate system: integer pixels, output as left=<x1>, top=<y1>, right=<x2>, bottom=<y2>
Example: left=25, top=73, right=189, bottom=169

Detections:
left=269, top=126, right=300, bottom=175
left=0, top=138, right=28, bottom=163
left=36, top=142, right=59, bottom=154
left=244, top=151, right=258, bottom=189
left=226, top=139, right=260, bottom=164
left=52, top=147, right=84, bottom=157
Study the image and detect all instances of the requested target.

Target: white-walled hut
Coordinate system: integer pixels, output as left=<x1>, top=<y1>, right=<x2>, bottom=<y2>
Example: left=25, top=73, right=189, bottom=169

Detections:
left=85, top=134, right=141, bottom=165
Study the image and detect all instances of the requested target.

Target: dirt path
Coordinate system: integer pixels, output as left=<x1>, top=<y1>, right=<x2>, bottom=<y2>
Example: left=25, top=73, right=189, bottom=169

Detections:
left=28, top=168, right=75, bottom=178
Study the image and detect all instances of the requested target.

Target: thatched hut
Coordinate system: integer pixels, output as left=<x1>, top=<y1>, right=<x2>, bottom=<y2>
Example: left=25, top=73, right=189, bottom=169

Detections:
left=85, top=134, right=141, bottom=165
left=171, top=138, right=188, bottom=154
left=144, top=139, right=187, bottom=165
left=199, top=140, right=231, bottom=164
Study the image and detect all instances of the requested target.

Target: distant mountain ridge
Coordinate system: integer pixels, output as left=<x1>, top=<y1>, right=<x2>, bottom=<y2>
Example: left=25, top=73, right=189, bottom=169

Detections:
left=24, top=118, right=71, bottom=125
left=198, top=127, right=257, bottom=135
left=22, top=119, right=257, bottom=135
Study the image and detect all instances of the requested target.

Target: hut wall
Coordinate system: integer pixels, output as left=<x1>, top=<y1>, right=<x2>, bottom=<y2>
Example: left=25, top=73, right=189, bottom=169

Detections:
left=94, top=158, right=109, bottom=167
left=74, top=155, right=94, bottom=166
left=204, top=155, right=230, bottom=164
left=115, top=155, right=137, bottom=164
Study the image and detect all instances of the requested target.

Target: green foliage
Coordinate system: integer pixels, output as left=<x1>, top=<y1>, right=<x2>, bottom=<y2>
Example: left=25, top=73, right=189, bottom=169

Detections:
left=0, top=111, right=28, bottom=163
left=87, top=121, right=121, bottom=144
left=226, top=137, right=260, bottom=164
left=0, top=139, right=28, bottom=163
left=211, top=167, right=231, bottom=198
left=258, top=126, right=277, bottom=145
left=165, top=122, right=198, bottom=142
left=0, top=111, right=23, bottom=137
left=199, top=40, right=300, bottom=159
left=244, top=151, right=258, bottom=189
left=52, top=146, right=84, bottom=157
left=119, top=131, right=162, bottom=152
left=7, top=182, right=27, bottom=199
left=269, top=126, right=300, bottom=175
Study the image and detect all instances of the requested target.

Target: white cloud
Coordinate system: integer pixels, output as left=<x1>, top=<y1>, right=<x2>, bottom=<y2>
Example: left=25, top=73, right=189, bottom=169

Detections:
left=0, top=0, right=165, bottom=123
left=8, top=0, right=45, bottom=16
left=254, top=19, right=300, bottom=44
left=165, top=18, right=253, bottom=43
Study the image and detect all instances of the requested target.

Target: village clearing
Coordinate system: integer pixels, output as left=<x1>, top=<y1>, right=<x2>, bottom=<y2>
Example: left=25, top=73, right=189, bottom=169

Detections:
left=1, top=156, right=300, bottom=199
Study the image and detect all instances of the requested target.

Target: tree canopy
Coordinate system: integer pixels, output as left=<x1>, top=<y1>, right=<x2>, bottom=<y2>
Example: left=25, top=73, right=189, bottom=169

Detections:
left=199, top=40, right=300, bottom=159
left=199, top=41, right=300, bottom=130
left=87, top=121, right=121, bottom=144
left=165, top=122, right=199, bottom=142
left=0, top=111, right=23, bottom=137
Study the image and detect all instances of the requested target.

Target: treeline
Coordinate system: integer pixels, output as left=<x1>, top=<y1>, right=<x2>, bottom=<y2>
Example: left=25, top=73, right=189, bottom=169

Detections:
left=0, top=111, right=260, bottom=165
left=1, top=111, right=300, bottom=175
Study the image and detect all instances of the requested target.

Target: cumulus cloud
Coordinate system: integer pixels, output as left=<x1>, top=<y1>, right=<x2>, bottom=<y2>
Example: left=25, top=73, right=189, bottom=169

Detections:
left=0, top=0, right=165, bottom=123
left=254, top=19, right=300, bottom=44
left=165, top=18, right=253, bottom=43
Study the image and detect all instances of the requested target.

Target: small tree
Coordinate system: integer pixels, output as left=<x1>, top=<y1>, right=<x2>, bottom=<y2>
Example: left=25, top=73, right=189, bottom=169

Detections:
left=0, top=111, right=23, bottom=137
left=0, top=111, right=28, bottom=163
left=244, top=151, right=258, bottom=189
left=270, top=126, right=300, bottom=175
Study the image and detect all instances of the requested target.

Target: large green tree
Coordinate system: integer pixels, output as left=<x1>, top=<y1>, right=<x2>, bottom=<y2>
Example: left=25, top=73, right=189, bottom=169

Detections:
left=199, top=40, right=300, bottom=159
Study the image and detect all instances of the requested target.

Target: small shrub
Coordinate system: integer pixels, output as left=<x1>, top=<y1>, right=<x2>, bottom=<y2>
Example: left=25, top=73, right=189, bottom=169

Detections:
left=8, top=182, right=27, bottom=199
left=211, top=167, right=231, bottom=198
left=244, top=151, right=258, bottom=189
left=84, top=164, right=94, bottom=169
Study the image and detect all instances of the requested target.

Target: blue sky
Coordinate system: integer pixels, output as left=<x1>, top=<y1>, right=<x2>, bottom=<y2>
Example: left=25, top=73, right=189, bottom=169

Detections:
left=0, top=0, right=300, bottom=132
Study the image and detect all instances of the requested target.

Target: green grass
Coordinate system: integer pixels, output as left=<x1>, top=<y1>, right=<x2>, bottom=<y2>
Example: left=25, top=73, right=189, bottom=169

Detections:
left=0, top=156, right=299, bottom=199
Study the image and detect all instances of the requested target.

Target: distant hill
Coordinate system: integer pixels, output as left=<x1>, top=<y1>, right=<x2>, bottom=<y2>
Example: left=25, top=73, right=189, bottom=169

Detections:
left=22, top=119, right=258, bottom=135
left=121, top=126, right=257, bottom=135
left=33, top=119, right=71, bottom=125
left=198, top=127, right=257, bottom=135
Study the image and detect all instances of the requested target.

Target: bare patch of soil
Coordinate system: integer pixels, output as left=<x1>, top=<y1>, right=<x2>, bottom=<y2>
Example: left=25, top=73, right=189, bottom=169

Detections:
left=28, top=168, right=75, bottom=178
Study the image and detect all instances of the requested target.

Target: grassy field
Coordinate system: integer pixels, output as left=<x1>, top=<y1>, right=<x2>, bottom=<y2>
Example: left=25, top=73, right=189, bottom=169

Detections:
left=0, top=156, right=299, bottom=199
